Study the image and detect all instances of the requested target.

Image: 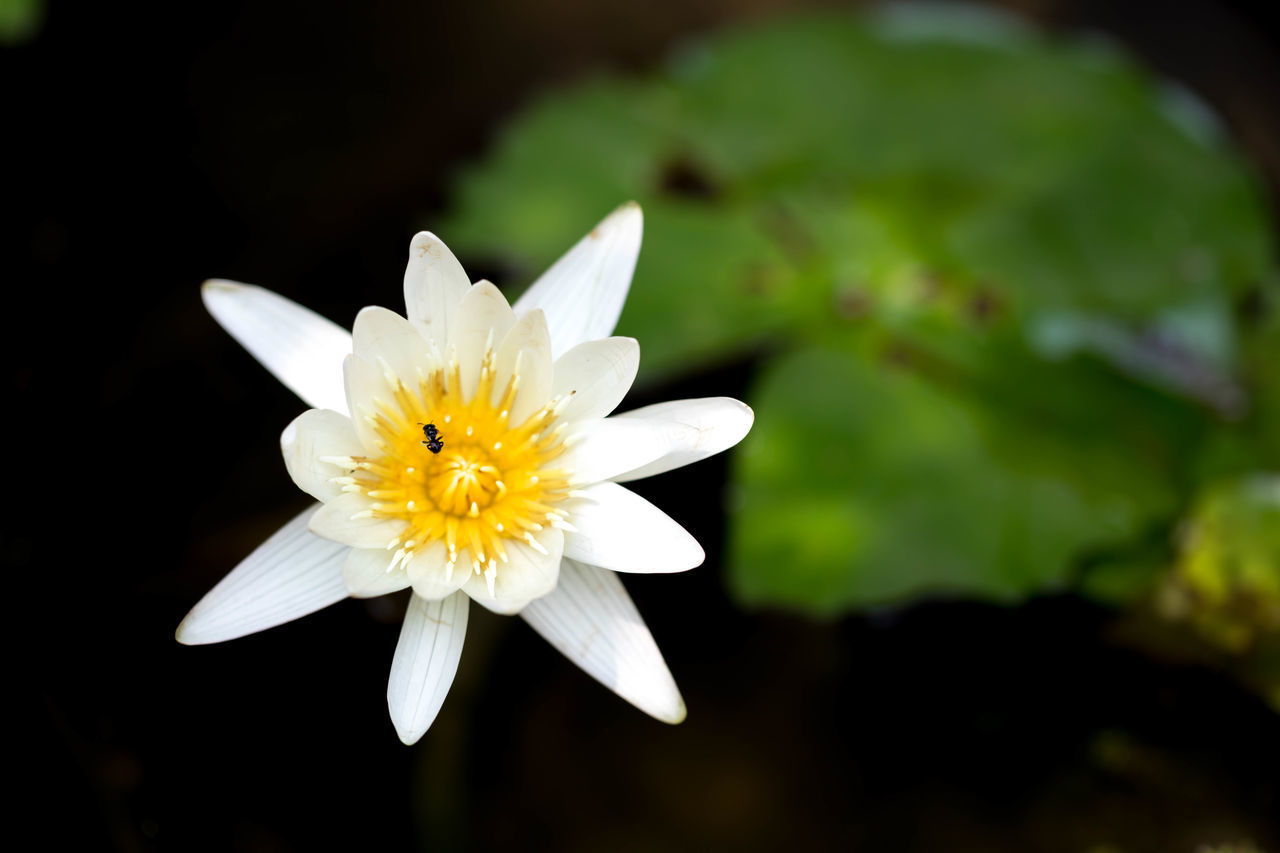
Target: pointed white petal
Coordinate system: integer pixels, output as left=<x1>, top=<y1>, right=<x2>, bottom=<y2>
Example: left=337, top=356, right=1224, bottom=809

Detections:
left=550, top=337, right=639, bottom=424
left=387, top=591, right=469, bottom=745
left=202, top=280, right=351, bottom=413
left=406, top=542, right=466, bottom=600
left=308, top=492, right=406, bottom=548
left=558, top=417, right=699, bottom=485
left=342, top=353, right=397, bottom=454
left=403, top=232, right=472, bottom=349
left=281, top=409, right=364, bottom=502
left=462, top=527, right=564, bottom=615
left=493, top=309, right=553, bottom=426
left=513, top=202, right=643, bottom=361
left=176, top=505, right=350, bottom=645
left=563, top=482, right=704, bottom=573
left=612, top=397, right=755, bottom=483
left=449, top=281, right=517, bottom=403
left=342, top=546, right=412, bottom=598
left=521, top=559, right=685, bottom=723
left=351, top=305, right=435, bottom=383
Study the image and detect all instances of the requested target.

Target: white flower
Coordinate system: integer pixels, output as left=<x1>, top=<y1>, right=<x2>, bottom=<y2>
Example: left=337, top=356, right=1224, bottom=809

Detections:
left=177, top=203, right=753, bottom=743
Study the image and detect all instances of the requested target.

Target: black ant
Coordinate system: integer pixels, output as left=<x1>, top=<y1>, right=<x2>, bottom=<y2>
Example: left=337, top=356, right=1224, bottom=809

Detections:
left=420, top=422, right=445, bottom=454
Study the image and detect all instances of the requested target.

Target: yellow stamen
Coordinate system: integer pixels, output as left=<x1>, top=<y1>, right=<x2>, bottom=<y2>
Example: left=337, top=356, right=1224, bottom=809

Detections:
left=345, top=345, right=571, bottom=585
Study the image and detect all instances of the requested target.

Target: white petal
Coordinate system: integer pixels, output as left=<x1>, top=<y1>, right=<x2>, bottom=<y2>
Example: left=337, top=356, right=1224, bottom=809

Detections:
left=612, top=397, right=755, bottom=483
left=563, top=482, right=704, bottom=573
left=558, top=417, right=699, bottom=485
left=176, top=505, right=350, bottom=645
left=342, top=353, right=396, bottom=453
left=202, top=280, right=351, bottom=414
left=387, top=591, right=469, bottom=745
left=550, top=337, right=639, bottom=423
left=521, top=558, right=685, bottom=723
left=493, top=308, right=553, bottom=426
left=351, top=305, right=435, bottom=382
left=308, top=493, right=406, bottom=548
left=448, top=281, right=516, bottom=403
left=281, top=409, right=364, bottom=502
left=513, top=202, right=643, bottom=361
left=406, top=542, right=466, bottom=600
left=463, top=526, right=564, bottom=615
left=403, top=232, right=472, bottom=349
left=342, top=547, right=412, bottom=598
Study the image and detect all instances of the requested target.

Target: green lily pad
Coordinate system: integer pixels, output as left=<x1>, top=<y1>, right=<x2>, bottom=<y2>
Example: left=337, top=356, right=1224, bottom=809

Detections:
left=440, top=6, right=1279, bottom=613
left=729, top=346, right=1188, bottom=612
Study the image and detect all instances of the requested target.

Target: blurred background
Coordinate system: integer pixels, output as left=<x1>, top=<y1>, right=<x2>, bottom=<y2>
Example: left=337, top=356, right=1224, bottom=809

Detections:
left=8, top=0, right=1280, bottom=850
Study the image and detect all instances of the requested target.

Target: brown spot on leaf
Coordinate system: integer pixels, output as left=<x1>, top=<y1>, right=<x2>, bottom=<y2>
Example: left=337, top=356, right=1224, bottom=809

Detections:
left=917, top=270, right=945, bottom=301
left=834, top=284, right=872, bottom=320
left=657, top=157, right=720, bottom=201
left=759, top=205, right=816, bottom=263
left=967, top=288, right=1003, bottom=325
left=1235, top=286, right=1267, bottom=326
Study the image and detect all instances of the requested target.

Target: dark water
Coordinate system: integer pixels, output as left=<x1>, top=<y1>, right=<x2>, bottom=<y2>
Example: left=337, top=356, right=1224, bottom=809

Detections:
left=10, top=1, right=1280, bottom=849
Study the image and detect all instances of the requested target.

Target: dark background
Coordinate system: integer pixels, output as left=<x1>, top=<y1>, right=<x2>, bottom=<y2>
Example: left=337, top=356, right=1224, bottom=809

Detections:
left=9, top=1, right=1280, bottom=850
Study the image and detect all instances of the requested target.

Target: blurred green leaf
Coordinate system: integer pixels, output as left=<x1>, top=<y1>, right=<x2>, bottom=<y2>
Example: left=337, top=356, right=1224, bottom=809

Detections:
left=445, top=8, right=1270, bottom=380
left=729, top=346, right=1187, bottom=611
left=441, top=6, right=1279, bottom=613
left=1160, top=475, right=1280, bottom=650
left=1105, top=474, right=1280, bottom=711
left=0, top=0, right=44, bottom=46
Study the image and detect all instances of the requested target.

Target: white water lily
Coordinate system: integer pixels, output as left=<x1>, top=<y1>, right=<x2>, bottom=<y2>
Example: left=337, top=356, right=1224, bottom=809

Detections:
left=178, top=203, right=753, bottom=744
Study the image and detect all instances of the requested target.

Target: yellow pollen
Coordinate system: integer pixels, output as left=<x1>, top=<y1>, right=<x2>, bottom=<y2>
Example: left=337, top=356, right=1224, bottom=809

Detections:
left=344, top=347, right=571, bottom=579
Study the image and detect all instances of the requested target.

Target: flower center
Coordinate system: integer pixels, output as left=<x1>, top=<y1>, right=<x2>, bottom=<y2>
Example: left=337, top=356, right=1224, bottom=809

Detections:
left=333, top=347, right=572, bottom=588
left=427, top=448, right=501, bottom=514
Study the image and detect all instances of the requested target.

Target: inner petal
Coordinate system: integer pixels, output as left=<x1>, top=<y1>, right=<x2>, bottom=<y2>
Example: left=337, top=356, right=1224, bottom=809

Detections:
left=326, top=335, right=573, bottom=599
